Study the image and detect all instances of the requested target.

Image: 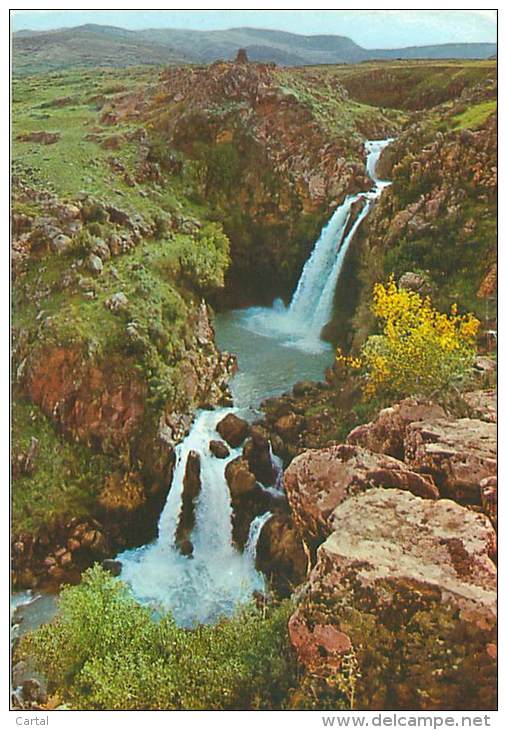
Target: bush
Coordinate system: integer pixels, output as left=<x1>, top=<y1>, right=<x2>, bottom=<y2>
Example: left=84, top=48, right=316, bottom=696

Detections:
left=179, top=222, right=230, bottom=292
left=361, top=278, right=479, bottom=400
left=19, top=566, right=296, bottom=710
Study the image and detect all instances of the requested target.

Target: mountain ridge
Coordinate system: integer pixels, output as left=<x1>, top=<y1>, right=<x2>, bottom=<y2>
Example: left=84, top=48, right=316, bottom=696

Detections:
left=12, top=23, right=497, bottom=75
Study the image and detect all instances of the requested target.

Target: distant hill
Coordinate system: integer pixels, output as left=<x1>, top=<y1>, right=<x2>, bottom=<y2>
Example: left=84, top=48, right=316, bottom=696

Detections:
left=12, top=23, right=497, bottom=75
left=12, top=24, right=189, bottom=75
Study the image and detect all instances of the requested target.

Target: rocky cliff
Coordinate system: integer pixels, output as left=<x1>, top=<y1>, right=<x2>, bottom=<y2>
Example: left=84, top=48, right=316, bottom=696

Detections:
left=281, top=395, right=497, bottom=709
left=335, top=78, right=497, bottom=350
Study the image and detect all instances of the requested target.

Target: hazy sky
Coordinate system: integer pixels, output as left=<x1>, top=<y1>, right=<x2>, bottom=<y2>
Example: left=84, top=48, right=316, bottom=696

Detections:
left=11, top=10, right=497, bottom=48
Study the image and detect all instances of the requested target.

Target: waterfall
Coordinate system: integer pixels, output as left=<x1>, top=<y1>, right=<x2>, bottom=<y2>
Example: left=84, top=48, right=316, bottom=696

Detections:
left=238, top=138, right=393, bottom=353
left=119, top=408, right=267, bottom=627
left=118, top=138, right=393, bottom=627
left=288, top=138, right=393, bottom=339
left=244, top=512, right=272, bottom=561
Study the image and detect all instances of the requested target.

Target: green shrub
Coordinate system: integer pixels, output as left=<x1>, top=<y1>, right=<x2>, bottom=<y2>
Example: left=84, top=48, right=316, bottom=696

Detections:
left=20, top=566, right=296, bottom=710
left=179, top=222, right=230, bottom=292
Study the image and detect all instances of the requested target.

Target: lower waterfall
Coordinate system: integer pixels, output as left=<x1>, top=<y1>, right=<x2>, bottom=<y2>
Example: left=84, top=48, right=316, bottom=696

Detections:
left=119, top=138, right=392, bottom=626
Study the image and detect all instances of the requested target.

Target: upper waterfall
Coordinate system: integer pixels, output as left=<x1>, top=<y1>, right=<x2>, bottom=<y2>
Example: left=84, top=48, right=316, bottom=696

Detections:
left=236, top=138, right=393, bottom=354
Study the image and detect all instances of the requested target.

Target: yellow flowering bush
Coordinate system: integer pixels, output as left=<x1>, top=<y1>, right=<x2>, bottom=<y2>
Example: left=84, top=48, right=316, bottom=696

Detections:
left=361, top=278, right=479, bottom=399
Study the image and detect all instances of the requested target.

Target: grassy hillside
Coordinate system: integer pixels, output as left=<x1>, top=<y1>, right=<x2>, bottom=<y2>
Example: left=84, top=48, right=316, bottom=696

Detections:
left=290, top=60, right=497, bottom=110
left=12, top=24, right=497, bottom=76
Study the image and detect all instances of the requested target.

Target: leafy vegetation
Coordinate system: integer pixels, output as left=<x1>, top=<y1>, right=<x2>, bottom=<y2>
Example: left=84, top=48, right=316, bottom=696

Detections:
left=19, top=566, right=299, bottom=710
left=12, top=402, right=114, bottom=534
left=452, top=100, right=497, bottom=130
left=361, top=280, right=479, bottom=399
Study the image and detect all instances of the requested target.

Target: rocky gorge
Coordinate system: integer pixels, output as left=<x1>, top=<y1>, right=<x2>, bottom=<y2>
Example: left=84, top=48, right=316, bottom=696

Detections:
left=11, top=54, right=497, bottom=711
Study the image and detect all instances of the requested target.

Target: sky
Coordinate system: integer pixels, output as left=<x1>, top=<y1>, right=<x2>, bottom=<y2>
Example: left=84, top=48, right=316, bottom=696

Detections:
left=10, top=10, right=497, bottom=48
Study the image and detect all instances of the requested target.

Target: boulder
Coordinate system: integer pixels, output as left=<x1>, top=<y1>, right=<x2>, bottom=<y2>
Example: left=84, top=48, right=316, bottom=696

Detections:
left=256, top=514, right=308, bottom=596
left=50, top=233, right=72, bottom=255
left=242, top=426, right=276, bottom=485
left=105, top=291, right=129, bottom=313
left=225, top=456, right=256, bottom=496
left=404, top=417, right=496, bottom=504
left=102, top=559, right=122, bottom=576
left=274, top=412, right=304, bottom=442
left=209, top=439, right=230, bottom=459
left=91, top=237, right=111, bottom=262
left=398, top=271, right=431, bottom=296
left=174, top=450, right=201, bottom=556
left=346, top=398, right=446, bottom=460
left=216, top=413, right=249, bottom=447
left=290, top=488, right=497, bottom=710
left=463, top=389, right=496, bottom=423
left=284, top=444, right=438, bottom=544
left=87, top=253, right=103, bottom=275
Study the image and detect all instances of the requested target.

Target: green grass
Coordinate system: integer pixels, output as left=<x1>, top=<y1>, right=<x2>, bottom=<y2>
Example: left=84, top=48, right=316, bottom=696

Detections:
left=452, top=100, right=497, bottom=130
left=12, top=401, right=114, bottom=535
left=302, top=60, right=496, bottom=111
left=274, top=68, right=406, bottom=156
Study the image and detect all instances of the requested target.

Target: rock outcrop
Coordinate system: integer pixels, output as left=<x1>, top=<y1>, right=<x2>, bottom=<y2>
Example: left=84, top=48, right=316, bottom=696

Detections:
left=347, top=398, right=446, bottom=460
left=175, top=451, right=202, bottom=556
left=404, top=417, right=496, bottom=504
left=217, top=413, right=250, bottom=448
left=284, top=443, right=438, bottom=545
left=290, top=488, right=497, bottom=710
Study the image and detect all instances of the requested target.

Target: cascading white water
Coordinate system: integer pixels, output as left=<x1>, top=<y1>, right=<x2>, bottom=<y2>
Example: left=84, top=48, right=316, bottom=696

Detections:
left=118, top=138, right=393, bottom=628
left=245, top=512, right=273, bottom=560
left=237, top=139, right=393, bottom=354
left=119, top=408, right=269, bottom=627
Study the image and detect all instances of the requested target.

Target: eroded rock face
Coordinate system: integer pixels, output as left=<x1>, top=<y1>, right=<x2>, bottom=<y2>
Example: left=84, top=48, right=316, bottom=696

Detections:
left=290, top=488, right=497, bottom=710
left=404, top=417, right=496, bottom=504
left=463, top=389, right=496, bottom=423
left=347, top=398, right=446, bottom=460
left=284, top=444, right=438, bottom=545
left=25, top=347, right=146, bottom=453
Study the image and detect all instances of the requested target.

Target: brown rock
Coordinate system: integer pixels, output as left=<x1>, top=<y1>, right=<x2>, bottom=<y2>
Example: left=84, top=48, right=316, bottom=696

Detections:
left=284, top=443, right=438, bottom=544
left=274, top=412, right=304, bottom=442
left=346, top=398, right=446, bottom=460
left=209, top=439, right=230, bottom=458
left=290, top=488, right=497, bottom=709
left=242, top=426, right=275, bottom=485
left=217, top=413, right=250, bottom=447
left=225, top=456, right=256, bottom=496
left=289, top=614, right=352, bottom=672
left=256, top=514, right=308, bottom=596
left=463, top=390, right=496, bottom=423
left=175, top=450, right=201, bottom=556
left=404, top=417, right=496, bottom=504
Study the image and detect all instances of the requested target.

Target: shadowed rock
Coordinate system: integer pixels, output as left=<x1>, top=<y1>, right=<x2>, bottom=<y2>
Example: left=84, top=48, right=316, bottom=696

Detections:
left=175, top=450, right=201, bottom=556
left=242, top=426, right=276, bottom=485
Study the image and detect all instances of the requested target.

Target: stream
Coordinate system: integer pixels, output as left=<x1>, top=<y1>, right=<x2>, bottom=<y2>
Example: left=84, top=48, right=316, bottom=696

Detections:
left=12, top=138, right=392, bottom=632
